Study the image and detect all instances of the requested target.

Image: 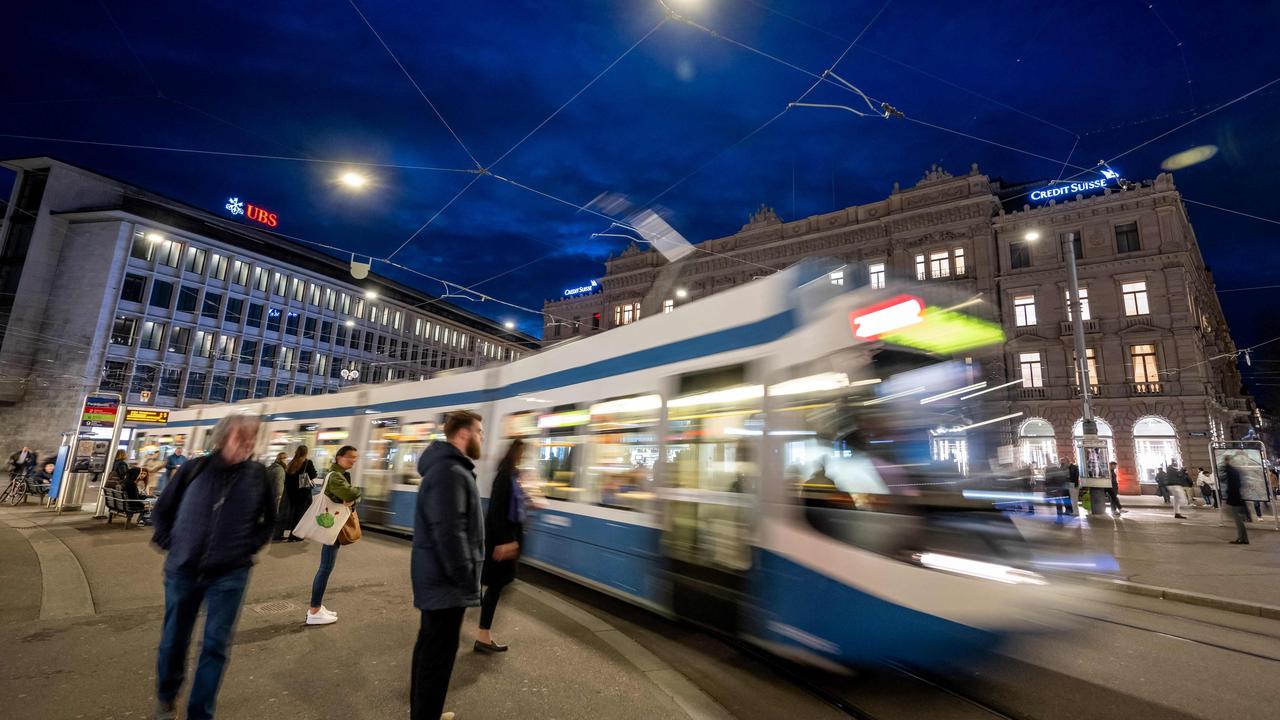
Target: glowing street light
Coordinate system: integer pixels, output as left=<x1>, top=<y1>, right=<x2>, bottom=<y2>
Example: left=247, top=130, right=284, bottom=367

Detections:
left=675, top=288, right=688, bottom=299
left=1024, top=230, right=1040, bottom=242
left=344, top=320, right=355, bottom=327
left=146, top=232, right=165, bottom=242
left=364, top=290, right=378, bottom=299
left=339, top=171, right=369, bottom=190
left=503, top=321, right=516, bottom=330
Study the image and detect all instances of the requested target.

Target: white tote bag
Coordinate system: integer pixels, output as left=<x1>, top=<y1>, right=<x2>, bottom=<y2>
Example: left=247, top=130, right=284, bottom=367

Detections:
left=291, top=470, right=348, bottom=545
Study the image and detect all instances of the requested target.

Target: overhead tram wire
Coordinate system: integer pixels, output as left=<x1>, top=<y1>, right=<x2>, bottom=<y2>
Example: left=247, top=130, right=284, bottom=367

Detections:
left=383, top=173, right=484, bottom=261
left=346, top=0, right=483, bottom=171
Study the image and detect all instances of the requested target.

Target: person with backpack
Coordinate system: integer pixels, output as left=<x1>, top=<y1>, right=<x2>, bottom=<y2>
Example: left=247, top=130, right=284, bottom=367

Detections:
left=305, top=444, right=361, bottom=626
left=150, top=414, right=274, bottom=720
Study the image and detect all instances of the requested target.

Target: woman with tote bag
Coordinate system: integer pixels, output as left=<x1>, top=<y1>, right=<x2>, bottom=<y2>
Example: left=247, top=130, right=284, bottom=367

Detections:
left=293, top=445, right=361, bottom=626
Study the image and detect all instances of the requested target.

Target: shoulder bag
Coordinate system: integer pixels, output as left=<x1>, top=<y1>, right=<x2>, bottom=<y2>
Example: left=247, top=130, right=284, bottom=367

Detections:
left=290, top=470, right=349, bottom=546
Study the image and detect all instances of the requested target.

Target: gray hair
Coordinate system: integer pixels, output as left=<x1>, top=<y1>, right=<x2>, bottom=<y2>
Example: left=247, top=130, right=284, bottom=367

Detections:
left=209, top=414, right=261, bottom=450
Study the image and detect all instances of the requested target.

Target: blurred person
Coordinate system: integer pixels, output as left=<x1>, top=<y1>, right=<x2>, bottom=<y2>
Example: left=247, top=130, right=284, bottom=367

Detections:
left=1046, top=461, right=1071, bottom=520
left=163, top=448, right=188, bottom=492
left=1223, top=456, right=1249, bottom=545
left=1155, top=466, right=1170, bottom=504
left=9, top=446, right=36, bottom=476
left=305, top=445, right=361, bottom=625
left=1168, top=461, right=1191, bottom=519
left=1106, top=461, right=1126, bottom=515
left=475, top=439, right=526, bottom=654
left=267, top=452, right=287, bottom=509
left=277, top=446, right=319, bottom=542
left=411, top=410, right=484, bottom=720
left=1197, top=467, right=1218, bottom=508
left=1067, top=460, right=1081, bottom=516
left=108, top=449, right=129, bottom=489
left=150, top=414, right=274, bottom=720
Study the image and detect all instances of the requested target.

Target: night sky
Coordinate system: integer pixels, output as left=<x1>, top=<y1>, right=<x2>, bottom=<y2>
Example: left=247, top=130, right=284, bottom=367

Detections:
left=4, top=1, right=1279, bottom=406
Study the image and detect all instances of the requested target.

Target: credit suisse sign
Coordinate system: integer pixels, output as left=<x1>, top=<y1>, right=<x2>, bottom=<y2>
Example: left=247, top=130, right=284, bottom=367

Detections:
left=1029, top=169, right=1120, bottom=203
left=225, top=196, right=279, bottom=227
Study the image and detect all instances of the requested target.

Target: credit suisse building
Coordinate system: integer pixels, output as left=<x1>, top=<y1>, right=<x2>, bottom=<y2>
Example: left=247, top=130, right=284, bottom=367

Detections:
left=0, top=157, right=536, bottom=453
left=544, top=163, right=1255, bottom=493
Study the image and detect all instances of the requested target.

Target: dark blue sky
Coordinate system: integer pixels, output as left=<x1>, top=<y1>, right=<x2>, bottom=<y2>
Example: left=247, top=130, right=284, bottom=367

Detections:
left=4, top=1, right=1279, bottom=401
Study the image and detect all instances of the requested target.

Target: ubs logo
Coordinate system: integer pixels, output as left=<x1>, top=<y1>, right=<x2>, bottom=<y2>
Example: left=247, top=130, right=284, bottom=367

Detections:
left=225, top=196, right=279, bottom=227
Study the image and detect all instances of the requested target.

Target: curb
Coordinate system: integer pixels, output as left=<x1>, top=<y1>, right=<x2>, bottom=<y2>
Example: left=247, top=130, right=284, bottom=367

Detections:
left=1087, top=576, right=1280, bottom=621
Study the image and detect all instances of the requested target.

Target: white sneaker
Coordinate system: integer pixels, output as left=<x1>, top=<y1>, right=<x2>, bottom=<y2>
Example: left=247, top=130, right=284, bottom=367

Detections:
left=317, top=605, right=338, bottom=618
left=305, top=610, right=337, bottom=625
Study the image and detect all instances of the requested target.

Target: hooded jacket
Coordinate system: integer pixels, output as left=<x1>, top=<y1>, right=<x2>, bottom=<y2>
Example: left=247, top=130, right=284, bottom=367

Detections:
left=151, top=453, right=276, bottom=580
left=411, top=440, right=483, bottom=610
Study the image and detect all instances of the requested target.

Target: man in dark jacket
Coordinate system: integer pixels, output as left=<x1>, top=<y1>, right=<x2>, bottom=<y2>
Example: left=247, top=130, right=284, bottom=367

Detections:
left=1223, top=456, right=1249, bottom=545
left=151, top=415, right=274, bottom=720
left=410, top=410, right=484, bottom=720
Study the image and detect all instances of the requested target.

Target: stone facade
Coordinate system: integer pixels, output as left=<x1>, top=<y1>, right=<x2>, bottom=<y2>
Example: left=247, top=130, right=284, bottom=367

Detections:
left=0, top=158, right=536, bottom=455
left=544, top=164, right=1255, bottom=492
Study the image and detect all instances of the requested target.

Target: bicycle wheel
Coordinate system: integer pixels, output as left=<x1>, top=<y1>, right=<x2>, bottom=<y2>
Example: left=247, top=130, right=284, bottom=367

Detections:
left=6, top=484, right=23, bottom=506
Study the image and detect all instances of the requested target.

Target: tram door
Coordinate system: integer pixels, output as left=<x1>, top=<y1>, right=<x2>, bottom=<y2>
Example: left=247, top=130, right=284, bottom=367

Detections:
left=661, top=366, right=759, bottom=634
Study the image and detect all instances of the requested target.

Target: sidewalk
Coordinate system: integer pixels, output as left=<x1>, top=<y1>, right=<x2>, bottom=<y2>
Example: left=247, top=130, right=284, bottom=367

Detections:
left=0, top=505, right=731, bottom=720
left=1021, top=493, right=1280, bottom=612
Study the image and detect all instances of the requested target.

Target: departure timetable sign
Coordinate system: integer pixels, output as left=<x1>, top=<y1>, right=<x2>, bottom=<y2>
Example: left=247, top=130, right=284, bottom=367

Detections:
left=124, top=409, right=170, bottom=424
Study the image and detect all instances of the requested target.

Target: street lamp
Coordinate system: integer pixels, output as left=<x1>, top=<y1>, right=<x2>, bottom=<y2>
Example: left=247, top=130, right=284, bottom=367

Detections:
left=503, top=321, right=515, bottom=330
left=1025, top=228, right=1104, bottom=515
left=364, top=290, right=378, bottom=300
left=339, top=171, right=369, bottom=190
left=675, top=288, right=688, bottom=299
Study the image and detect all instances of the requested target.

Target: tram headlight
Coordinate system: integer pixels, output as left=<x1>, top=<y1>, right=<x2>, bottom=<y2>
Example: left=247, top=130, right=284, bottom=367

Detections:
left=912, top=552, right=1046, bottom=586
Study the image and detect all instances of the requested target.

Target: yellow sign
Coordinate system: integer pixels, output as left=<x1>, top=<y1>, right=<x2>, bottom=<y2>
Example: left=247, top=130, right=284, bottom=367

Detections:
left=124, top=409, right=170, bottom=424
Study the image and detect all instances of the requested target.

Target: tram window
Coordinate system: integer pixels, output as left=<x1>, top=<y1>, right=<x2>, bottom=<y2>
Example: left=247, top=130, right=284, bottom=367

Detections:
left=664, top=376, right=760, bottom=571
left=582, top=394, right=661, bottom=513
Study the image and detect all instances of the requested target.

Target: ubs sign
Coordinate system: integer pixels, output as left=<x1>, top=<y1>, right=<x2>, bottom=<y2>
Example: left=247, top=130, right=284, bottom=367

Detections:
left=225, top=196, right=279, bottom=227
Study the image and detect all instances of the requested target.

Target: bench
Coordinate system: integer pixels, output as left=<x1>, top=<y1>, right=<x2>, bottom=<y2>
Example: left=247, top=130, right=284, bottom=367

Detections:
left=22, top=475, right=51, bottom=504
left=103, top=488, right=149, bottom=528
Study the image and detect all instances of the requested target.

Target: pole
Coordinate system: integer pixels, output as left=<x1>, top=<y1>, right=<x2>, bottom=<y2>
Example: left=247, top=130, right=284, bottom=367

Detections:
left=1064, top=232, right=1105, bottom=515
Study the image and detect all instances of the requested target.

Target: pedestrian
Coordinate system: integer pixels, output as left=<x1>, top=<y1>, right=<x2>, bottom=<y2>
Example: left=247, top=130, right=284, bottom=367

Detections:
left=1106, top=461, right=1126, bottom=515
left=278, top=446, right=318, bottom=542
left=1067, top=460, right=1081, bottom=516
left=9, top=446, right=36, bottom=476
left=305, top=444, right=361, bottom=626
left=1197, top=467, right=1218, bottom=508
left=1223, top=455, right=1249, bottom=545
left=163, top=448, right=188, bottom=492
left=150, top=414, right=275, bottom=720
left=1046, top=460, right=1073, bottom=520
left=267, top=451, right=287, bottom=514
left=1155, top=465, right=1170, bottom=504
left=108, top=449, right=129, bottom=488
left=411, top=410, right=484, bottom=720
left=475, top=438, right=527, bottom=654
left=1168, top=461, right=1191, bottom=519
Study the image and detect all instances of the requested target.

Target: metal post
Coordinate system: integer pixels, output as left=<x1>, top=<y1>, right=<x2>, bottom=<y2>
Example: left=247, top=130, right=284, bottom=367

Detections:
left=1064, top=232, right=1106, bottom=515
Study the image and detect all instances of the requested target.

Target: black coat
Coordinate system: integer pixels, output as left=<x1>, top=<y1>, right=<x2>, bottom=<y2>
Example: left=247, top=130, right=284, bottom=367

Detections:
left=411, top=441, right=483, bottom=611
left=151, top=454, right=276, bottom=580
left=482, top=467, right=524, bottom=587
left=1223, top=463, right=1245, bottom=506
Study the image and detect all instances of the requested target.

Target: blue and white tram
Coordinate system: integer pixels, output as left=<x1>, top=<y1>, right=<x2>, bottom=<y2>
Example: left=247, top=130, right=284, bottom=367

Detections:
left=163, top=261, right=1058, bottom=669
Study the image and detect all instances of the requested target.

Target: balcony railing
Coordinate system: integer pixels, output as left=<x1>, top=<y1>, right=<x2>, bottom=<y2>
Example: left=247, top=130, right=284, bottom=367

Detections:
left=1016, top=387, right=1047, bottom=399
left=1071, top=384, right=1102, bottom=398
left=1130, top=382, right=1164, bottom=395
left=1060, top=319, right=1100, bottom=335
left=1227, top=397, right=1251, bottom=412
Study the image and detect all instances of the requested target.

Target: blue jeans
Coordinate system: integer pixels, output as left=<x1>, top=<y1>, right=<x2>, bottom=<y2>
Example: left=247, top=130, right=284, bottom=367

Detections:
left=310, top=543, right=339, bottom=608
left=156, top=567, right=251, bottom=720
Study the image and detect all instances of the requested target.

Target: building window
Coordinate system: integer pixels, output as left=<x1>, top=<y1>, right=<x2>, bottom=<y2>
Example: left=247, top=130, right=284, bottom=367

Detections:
left=238, top=339, right=258, bottom=365
left=1019, top=352, right=1044, bottom=388
left=177, top=286, right=199, bottom=313
left=299, top=350, right=313, bottom=374
left=381, top=306, right=390, bottom=326
left=929, top=251, right=950, bottom=278
left=246, top=302, right=263, bottom=329
left=149, top=280, right=174, bottom=310
left=168, top=326, right=191, bottom=354
left=215, top=335, right=236, bottom=361
left=102, top=361, right=129, bottom=393
left=393, top=310, right=402, bottom=330
left=272, top=272, right=286, bottom=296
left=266, top=307, right=282, bottom=333
left=232, top=378, right=251, bottom=402
left=349, top=329, right=361, bottom=349
left=336, top=325, right=348, bottom=346
left=1010, top=240, right=1031, bottom=269
left=309, top=283, right=321, bottom=306
left=304, top=317, right=317, bottom=340
left=156, top=239, right=181, bottom=268
left=325, top=288, right=336, bottom=310
left=183, top=246, right=207, bottom=275
left=274, top=382, right=291, bottom=397
left=251, top=267, right=268, bottom=292
left=1013, top=294, right=1037, bottom=327
left=225, top=297, right=244, bottom=325
left=193, top=330, right=214, bottom=358
left=592, top=312, right=601, bottom=330
left=158, top=368, right=182, bottom=398
left=121, top=274, right=147, bottom=303
left=110, top=316, right=138, bottom=346
left=209, top=253, right=228, bottom=281
left=290, top=278, right=304, bottom=302
left=953, top=248, right=966, bottom=276
left=1130, top=344, right=1160, bottom=390
left=280, top=346, right=295, bottom=371
left=320, top=320, right=333, bottom=344
left=340, top=293, right=351, bottom=314
left=1115, top=222, right=1141, bottom=253
left=209, top=375, right=228, bottom=402
left=363, top=332, right=374, bottom=353
left=1062, top=231, right=1082, bottom=260
left=553, top=323, right=562, bottom=338
left=139, top=321, right=165, bottom=351
left=1065, top=287, right=1092, bottom=321
left=230, top=260, right=249, bottom=286
left=201, top=292, right=223, bottom=320
left=376, top=335, right=387, bottom=355
left=829, top=270, right=845, bottom=286
left=1073, top=348, right=1099, bottom=389
left=915, top=254, right=926, bottom=280
left=614, top=303, right=641, bottom=326
left=260, top=344, right=277, bottom=368
left=663, top=299, right=675, bottom=314
left=316, top=354, right=328, bottom=377
left=868, top=262, right=886, bottom=289
left=131, top=364, right=157, bottom=395
left=130, top=233, right=154, bottom=261
left=1122, top=281, right=1150, bottom=316
left=184, top=371, right=207, bottom=402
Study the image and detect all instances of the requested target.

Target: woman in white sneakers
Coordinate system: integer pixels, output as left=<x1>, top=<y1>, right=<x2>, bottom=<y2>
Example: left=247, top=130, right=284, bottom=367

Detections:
left=306, top=445, right=361, bottom=625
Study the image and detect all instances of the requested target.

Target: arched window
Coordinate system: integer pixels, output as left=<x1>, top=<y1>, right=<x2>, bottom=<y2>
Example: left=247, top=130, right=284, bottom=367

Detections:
left=1018, top=418, right=1057, bottom=477
left=1133, top=416, right=1181, bottom=485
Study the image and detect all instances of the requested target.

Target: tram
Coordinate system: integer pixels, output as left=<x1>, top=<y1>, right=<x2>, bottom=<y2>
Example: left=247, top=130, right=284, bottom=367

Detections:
left=164, top=260, right=1058, bottom=669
